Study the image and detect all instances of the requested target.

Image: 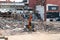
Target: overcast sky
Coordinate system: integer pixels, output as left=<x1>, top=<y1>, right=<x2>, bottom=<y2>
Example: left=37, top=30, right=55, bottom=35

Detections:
left=1, top=0, right=23, bottom=2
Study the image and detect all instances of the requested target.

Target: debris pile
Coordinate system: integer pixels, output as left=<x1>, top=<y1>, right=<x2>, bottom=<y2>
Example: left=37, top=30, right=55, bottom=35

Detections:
left=0, top=17, right=28, bottom=36
left=0, top=17, right=23, bottom=29
left=0, top=17, right=60, bottom=36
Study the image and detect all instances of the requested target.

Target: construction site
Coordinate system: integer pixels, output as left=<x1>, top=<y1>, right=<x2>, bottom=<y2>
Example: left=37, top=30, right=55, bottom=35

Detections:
left=0, top=0, right=60, bottom=40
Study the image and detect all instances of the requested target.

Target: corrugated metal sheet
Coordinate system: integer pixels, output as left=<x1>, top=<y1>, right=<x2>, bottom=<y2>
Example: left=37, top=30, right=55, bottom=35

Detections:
left=36, top=5, right=44, bottom=20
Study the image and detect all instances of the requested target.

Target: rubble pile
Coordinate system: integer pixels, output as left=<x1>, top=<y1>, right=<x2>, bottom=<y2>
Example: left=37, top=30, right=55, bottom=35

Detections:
left=0, top=18, right=36, bottom=35
left=0, top=17, right=24, bottom=29
left=43, top=22, right=60, bottom=32
left=0, top=17, right=60, bottom=36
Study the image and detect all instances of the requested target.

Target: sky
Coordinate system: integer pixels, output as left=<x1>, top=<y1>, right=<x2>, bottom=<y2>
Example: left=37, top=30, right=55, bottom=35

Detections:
left=0, top=0, right=23, bottom=2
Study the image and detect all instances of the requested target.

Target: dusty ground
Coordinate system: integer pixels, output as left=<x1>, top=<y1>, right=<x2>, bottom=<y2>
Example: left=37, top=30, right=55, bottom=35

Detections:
left=4, top=32, right=60, bottom=40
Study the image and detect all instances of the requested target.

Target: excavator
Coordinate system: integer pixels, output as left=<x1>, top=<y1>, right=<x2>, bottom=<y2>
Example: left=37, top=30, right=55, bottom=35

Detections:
left=24, top=13, right=35, bottom=32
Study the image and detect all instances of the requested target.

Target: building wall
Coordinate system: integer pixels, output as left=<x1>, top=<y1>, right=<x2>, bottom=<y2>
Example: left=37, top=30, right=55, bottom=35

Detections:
left=29, top=0, right=41, bottom=9
left=46, top=0, right=60, bottom=5
left=46, top=0, right=60, bottom=12
left=46, top=0, right=60, bottom=21
left=29, top=0, right=36, bottom=9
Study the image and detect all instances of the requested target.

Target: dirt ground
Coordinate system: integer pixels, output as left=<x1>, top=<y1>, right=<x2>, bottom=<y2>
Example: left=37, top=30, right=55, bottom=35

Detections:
left=4, top=32, right=60, bottom=40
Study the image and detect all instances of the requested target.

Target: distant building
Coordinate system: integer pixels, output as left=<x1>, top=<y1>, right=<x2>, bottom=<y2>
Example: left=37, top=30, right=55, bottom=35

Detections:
left=29, top=0, right=60, bottom=21
left=0, top=1, right=25, bottom=13
left=0, top=0, right=33, bottom=14
left=29, top=0, right=45, bottom=20
left=46, top=0, right=60, bottom=21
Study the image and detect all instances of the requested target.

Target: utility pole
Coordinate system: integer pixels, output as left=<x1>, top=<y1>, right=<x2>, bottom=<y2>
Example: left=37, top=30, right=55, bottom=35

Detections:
left=44, top=0, right=46, bottom=21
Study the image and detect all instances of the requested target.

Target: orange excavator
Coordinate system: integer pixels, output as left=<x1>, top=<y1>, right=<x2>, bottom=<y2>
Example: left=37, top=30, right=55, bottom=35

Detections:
left=28, top=14, right=35, bottom=31
left=28, top=14, right=32, bottom=30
